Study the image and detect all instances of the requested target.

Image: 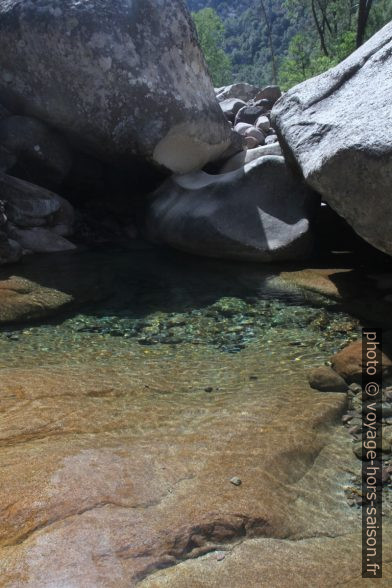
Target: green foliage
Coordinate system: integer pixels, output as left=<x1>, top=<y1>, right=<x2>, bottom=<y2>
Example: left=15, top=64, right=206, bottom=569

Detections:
left=188, top=0, right=392, bottom=90
left=190, top=1, right=297, bottom=87
left=192, top=8, right=232, bottom=86
left=279, top=30, right=356, bottom=90
left=367, top=0, right=392, bottom=36
left=279, top=0, right=387, bottom=89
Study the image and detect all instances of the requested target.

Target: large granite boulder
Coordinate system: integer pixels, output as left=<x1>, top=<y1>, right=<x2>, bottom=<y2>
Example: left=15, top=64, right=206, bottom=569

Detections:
left=272, top=22, right=392, bottom=256
left=0, top=0, right=232, bottom=174
left=147, top=156, right=318, bottom=262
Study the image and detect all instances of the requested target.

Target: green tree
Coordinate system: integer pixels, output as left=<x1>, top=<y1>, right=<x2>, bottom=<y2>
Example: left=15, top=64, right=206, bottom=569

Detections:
left=279, top=29, right=356, bottom=90
left=279, top=0, right=383, bottom=89
left=367, top=0, right=392, bottom=37
left=192, top=8, right=233, bottom=86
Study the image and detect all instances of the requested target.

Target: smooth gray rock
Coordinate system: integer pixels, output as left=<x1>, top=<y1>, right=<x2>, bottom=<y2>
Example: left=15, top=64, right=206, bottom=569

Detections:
left=220, top=143, right=283, bottom=173
left=235, top=105, right=267, bottom=126
left=255, top=116, right=270, bottom=133
left=0, top=116, right=72, bottom=186
left=7, top=225, right=76, bottom=253
left=216, top=83, right=259, bottom=103
left=0, top=173, right=74, bottom=236
left=234, top=123, right=253, bottom=135
left=0, top=173, right=61, bottom=227
left=272, top=22, right=392, bottom=256
left=265, top=134, right=278, bottom=145
left=0, top=0, right=232, bottom=174
left=147, top=156, right=318, bottom=262
left=234, top=123, right=265, bottom=145
left=254, top=86, right=282, bottom=106
left=243, top=126, right=265, bottom=146
left=219, top=98, right=247, bottom=123
left=210, top=130, right=246, bottom=167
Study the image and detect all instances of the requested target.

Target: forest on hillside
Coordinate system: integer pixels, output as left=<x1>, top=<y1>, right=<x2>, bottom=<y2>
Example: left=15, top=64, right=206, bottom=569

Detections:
left=187, top=0, right=392, bottom=88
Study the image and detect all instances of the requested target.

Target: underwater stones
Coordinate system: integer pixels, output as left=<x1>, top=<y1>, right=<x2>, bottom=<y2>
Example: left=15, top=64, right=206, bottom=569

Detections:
left=0, top=0, right=232, bottom=174
left=147, top=156, right=318, bottom=262
left=308, top=366, right=348, bottom=393
left=0, top=275, right=74, bottom=323
left=353, top=438, right=391, bottom=459
left=209, top=297, right=250, bottom=317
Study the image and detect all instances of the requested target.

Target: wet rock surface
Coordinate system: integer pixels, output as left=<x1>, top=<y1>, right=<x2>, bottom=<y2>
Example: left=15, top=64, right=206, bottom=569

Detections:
left=308, top=365, right=348, bottom=392
left=0, top=360, right=354, bottom=586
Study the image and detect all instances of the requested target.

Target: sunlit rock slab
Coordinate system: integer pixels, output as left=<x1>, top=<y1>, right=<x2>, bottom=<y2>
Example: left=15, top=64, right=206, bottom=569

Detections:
left=0, top=349, right=356, bottom=586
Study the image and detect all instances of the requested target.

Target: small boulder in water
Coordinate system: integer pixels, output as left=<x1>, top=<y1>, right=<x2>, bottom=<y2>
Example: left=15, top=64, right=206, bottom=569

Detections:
left=308, top=366, right=348, bottom=392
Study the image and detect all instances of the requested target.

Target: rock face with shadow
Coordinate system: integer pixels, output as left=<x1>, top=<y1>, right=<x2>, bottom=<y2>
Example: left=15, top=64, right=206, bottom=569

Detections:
left=272, top=22, right=392, bottom=257
left=147, top=156, right=319, bottom=262
left=0, top=0, right=232, bottom=175
left=0, top=115, right=72, bottom=187
left=0, top=172, right=75, bottom=259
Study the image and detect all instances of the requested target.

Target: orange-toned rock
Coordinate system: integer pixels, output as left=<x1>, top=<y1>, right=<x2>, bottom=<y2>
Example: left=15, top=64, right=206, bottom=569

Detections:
left=331, top=338, right=392, bottom=383
left=0, top=349, right=357, bottom=586
left=0, top=250, right=112, bottom=324
left=308, top=365, right=348, bottom=392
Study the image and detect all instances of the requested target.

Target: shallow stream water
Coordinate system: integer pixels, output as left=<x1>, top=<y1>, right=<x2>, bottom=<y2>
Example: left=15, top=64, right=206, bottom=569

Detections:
left=3, top=246, right=386, bottom=586
left=0, top=245, right=360, bottom=371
